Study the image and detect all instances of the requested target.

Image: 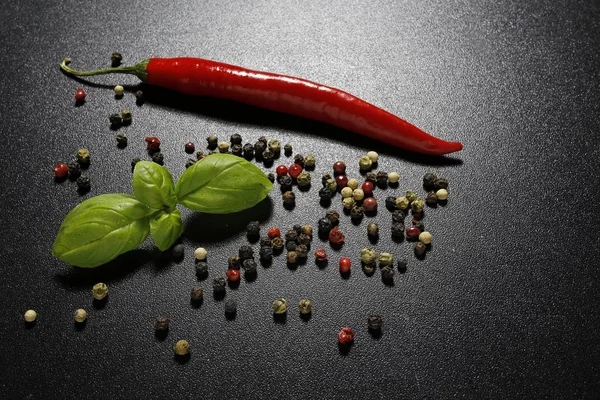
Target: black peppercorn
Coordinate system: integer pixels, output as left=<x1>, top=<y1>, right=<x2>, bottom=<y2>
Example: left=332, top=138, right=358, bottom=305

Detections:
left=185, top=159, right=196, bottom=169
left=231, top=144, right=243, bottom=157
left=391, top=210, right=406, bottom=222
left=426, top=191, right=438, bottom=206
left=279, top=175, right=293, bottom=191
left=196, top=150, right=205, bottom=160
left=293, top=224, right=302, bottom=233
left=397, top=259, right=408, bottom=272
left=414, top=242, right=427, bottom=256
left=318, top=187, right=334, bottom=201
left=135, top=90, right=144, bottom=103
left=284, top=143, right=292, bottom=155
left=111, top=52, right=122, bottom=66
left=131, top=158, right=141, bottom=172
left=155, top=316, right=169, bottom=332
left=325, top=210, right=340, bottom=226
left=351, top=205, right=364, bottom=220
left=282, top=191, right=295, bottom=206
left=259, top=246, right=273, bottom=261
left=116, top=133, right=128, bottom=147
left=242, top=143, right=254, bottom=159
left=246, top=221, right=260, bottom=237
left=381, top=266, right=395, bottom=280
left=76, top=176, right=91, bottom=193
left=364, top=172, right=377, bottom=183
left=376, top=171, right=388, bottom=186
left=258, top=136, right=267, bottom=143
left=207, top=135, right=218, bottom=149
left=271, top=236, right=284, bottom=250
left=295, top=244, right=308, bottom=258
left=285, top=230, right=299, bottom=243
left=260, top=237, right=272, bottom=247
left=423, top=172, right=438, bottom=190
left=224, top=299, right=237, bottom=314
left=262, top=149, right=275, bottom=164
left=242, top=259, right=257, bottom=274
left=254, top=140, right=267, bottom=157
left=266, top=173, right=275, bottom=183
left=318, top=217, right=333, bottom=234
left=294, top=154, right=305, bottom=167
left=239, top=245, right=254, bottom=261
left=109, top=113, right=122, bottom=126
left=228, top=256, right=241, bottom=270
left=67, top=162, right=81, bottom=180
left=212, top=277, right=226, bottom=293
left=171, top=244, right=184, bottom=259
left=230, top=134, right=243, bottom=145
left=286, top=241, right=297, bottom=252
left=434, top=178, right=448, bottom=190
left=301, top=225, right=313, bottom=237
left=321, top=173, right=332, bottom=186
left=367, top=315, right=382, bottom=331
left=191, top=286, right=204, bottom=302
left=391, top=222, right=405, bottom=238
left=367, top=223, right=379, bottom=237
left=298, top=233, right=311, bottom=246
left=413, top=220, right=425, bottom=232
left=385, top=196, right=397, bottom=211
left=151, top=152, right=164, bottom=165
left=195, top=261, right=208, bottom=276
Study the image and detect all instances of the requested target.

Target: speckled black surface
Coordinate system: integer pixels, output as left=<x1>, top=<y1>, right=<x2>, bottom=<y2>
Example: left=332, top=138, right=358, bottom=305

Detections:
left=1, top=0, right=599, bottom=399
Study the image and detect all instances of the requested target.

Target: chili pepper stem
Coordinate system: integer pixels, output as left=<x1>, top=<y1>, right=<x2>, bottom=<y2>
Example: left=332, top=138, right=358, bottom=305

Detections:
left=60, top=58, right=150, bottom=82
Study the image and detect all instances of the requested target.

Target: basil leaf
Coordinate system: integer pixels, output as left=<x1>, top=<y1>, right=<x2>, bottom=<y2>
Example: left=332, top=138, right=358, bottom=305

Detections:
left=150, top=209, right=183, bottom=251
left=133, top=161, right=177, bottom=212
left=52, top=194, right=151, bottom=268
left=175, top=154, right=273, bottom=214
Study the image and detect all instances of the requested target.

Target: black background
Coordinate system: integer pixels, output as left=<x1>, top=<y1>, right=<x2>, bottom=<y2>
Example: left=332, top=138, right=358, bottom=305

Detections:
left=1, top=0, right=599, bottom=399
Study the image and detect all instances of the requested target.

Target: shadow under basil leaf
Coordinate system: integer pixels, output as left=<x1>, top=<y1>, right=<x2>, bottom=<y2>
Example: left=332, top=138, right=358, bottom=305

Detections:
left=183, top=196, right=273, bottom=243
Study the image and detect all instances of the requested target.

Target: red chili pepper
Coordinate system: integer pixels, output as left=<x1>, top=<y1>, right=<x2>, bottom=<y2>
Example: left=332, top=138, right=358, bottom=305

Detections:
left=60, top=58, right=463, bottom=155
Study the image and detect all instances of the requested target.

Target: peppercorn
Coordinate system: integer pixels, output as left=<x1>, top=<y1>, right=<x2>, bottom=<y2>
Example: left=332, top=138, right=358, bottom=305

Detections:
left=367, top=315, right=382, bottom=331
left=218, top=141, right=229, bottom=153
left=298, top=234, right=311, bottom=247
left=397, top=259, right=408, bottom=272
left=293, top=154, right=304, bottom=167
left=341, top=187, right=353, bottom=198
left=193, top=150, right=203, bottom=160
left=92, top=283, right=108, bottom=300
left=318, top=187, right=334, bottom=202
left=414, top=242, right=427, bottom=256
left=54, top=163, right=68, bottom=179
left=318, top=217, right=333, bottom=234
left=284, top=143, right=293, bottom=155
left=286, top=241, right=297, bottom=252
left=254, top=140, right=267, bottom=156
left=195, top=261, right=208, bottom=276
left=231, top=144, right=243, bottom=157
left=155, top=316, right=169, bottom=332
left=243, top=143, right=254, bottom=159
left=224, top=299, right=237, bottom=314
left=422, top=191, right=436, bottom=207
left=321, top=173, right=333, bottom=186
left=304, top=154, right=316, bottom=168
left=327, top=161, right=344, bottom=177
left=297, top=172, right=311, bottom=188
left=282, top=191, right=296, bottom=206
left=280, top=175, right=293, bottom=191
left=268, top=139, right=281, bottom=154
left=361, top=181, right=374, bottom=196
left=145, top=136, right=161, bottom=152
left=381, top=266, right=395, bottom=280
left=171, top=244, right=184, bottom=259
left=325, top=178, right=338, bottom=193
left=262, top=149, right=275, bottom=164
left=287, top=251, right=298, bottom=264
left=363, top=197, right=378, bottom=213
left=419, top=231, right=432, bottom=245
left=383, top=197, right=396, bottom=212
left=287, top=164, right=302, bottom=179
left=367, top=223, right=379, bottom=237
left=272, top=298, right=287, bottom=314
left=423, top=172, right=438, bottom=190
left=360, top=249, right=376, bottom=265
left=376, top=171, right=388, bottom=186
left=66, top=161, right=81, bottom=180
left=406, top=226, right=421, bottom=240
left=121, top=109, right=132, bottom=124
left=379, top=252, right=393, bottom=267
left=239, top=245, right=254, bottom=261
left=207, top=135, right=218, bottom=149
left=271, top=236, right=284, bottom=250
left=301, top=224, right=313, bottom=237
left=295, top=244, right=308, bottom=258
left=109, top=113, right=122, bottom=126
left=338, top=327, right=355, bottom=345
left=298, top=299, right=312, bottom=314
left=268, top=227, right=281, bottom=239
left=260, top=237, right=272, bottom=247
left=345, top=179, right=358, bottom=190
left=111, top=52, right=122, bottom=66
left=228, top=256, right=241, bottom=270
left=131, top=158, right=141, bottom=172
left=328, top=226, right=345, bottom=245
left=191, top=286, right=204, bottom=301
left=325, top=210, right=340, bottom=226
left=388, top=172, right=400, bottom=184
left=350, top=205, right=364, bottom=220
left=406, top=190, right=417, bottom=204
left=73, top=309, right=87, bottom=323
left=391, top=222, right=405, bottom=238
left=24, top=309, right=37, bottom=323
left=213, top=277, right=226, bottom=293
left=353, top=188, right=365, bottom=201
left=259, top=246, right=273, bottom=262
left=258, top=136, right=267, bottom=143
left=284, top=230, right=298, bottom=243
left=226, top=269, right=241, bottom=282
left=230, top=133, right=243, bottom=145
left=434, top=178, right=449, bottom=190
left=335, top=175, right=349, bottom=191
left=314, top=248, right=327, bottom=261
left=116, top=133, right=128, bottom=147
left=362, top=263, right=375, bottom=275
left=191, top=247, right=206, bottom=261
left=151, top=152, right=164, bottom=165
left=364, top=172, right=377, bottom=183
left=395, top=196, right=410, bottom=210
left=276, top=165, right=288, bottom=177
left=436, top=188, right=449, bottom=201
left=76, top=176, right=91, bottom=193
left=339, top=257, right=351, bottom=273
left=76, top=148, right=90, bottom=165
left=135, top=90, right=144, bottom=103
left=174, top=340, right=190, bottom=356
left=114, top=85, right=125, bottom=96
left=342, top=197, right=355, bottom=209
left=246, top=221, right=260, bottom=238
left=74, top=88, right=86, bottom=102
left=413, top=220, right=425, bottom=232
left=359, top=155, right=373, bottom=171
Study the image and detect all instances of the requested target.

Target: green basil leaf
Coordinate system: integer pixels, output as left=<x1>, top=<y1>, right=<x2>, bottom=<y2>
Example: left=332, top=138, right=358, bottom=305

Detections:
left=132, top=161, right=177, bottom=211
left=175, top=154, right=273, bottom=214
left=150, top=209, right=183, bottom=251
left=52, top=194, right=151, bottom=268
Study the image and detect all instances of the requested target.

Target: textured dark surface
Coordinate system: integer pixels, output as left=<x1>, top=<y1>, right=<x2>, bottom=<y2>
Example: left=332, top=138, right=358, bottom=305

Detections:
left=1, top=0, right=599, bottom=399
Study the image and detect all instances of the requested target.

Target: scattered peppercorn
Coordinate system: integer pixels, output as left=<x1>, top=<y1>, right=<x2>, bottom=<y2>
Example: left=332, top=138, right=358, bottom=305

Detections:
left=321, top=173, right=333, bottom=186
left=335, top=175, right=349, bottom=191
left=434, top=178, right=449, bottom=190
left=260, top=237, right=272, bottom=247
left=397, top=259, right=408, bottom=272
left=195, top=261, right=208, bottom=276
left=338, top=327, right=355, bottom=345
left=293, top=154, right=304, bottom=167
left=285, top=230, right=299, bottom=243
left=238, top=245, right=254, bottom=261
left=301, top=225, right=313, bottom=237
left=299, top=299, right=312, bottom=315
left=325, top=178, right=338, bottom=193
left=325, top=210, right=340, bottom=226
left=218, top=141, right=229, bottom=153
left=376, top=171, right=388, bottom=186
left=171, top=244, right=184, bottom=259
left=379, top=252, right=393, bottom=267
left=114, top=85, right=125, bottom=96
left=226, top=269, right=241, bottom=282
left=243, top=143, right=254, bottom=159
left=109, top=113, right=122, bottom=126
left=254, top=140, right=267, bottom=157
left=359, top=155, right=373, bottom=171
left=328, top=226, right=345, bottom=245
left=367, top=315, right=382, bottom=331
left=271, top=236, right=284, bottom=250
left=342, top=197, right=355, bottom=209
left=73, top=309, right=87, bottom=323
left=295, top=244, right=308, bottom=258
left=366, top=151, right=379, bottom=162
left=339, top=257, right=351, bottom=273
left=287, top=251, right=298, bottom=264
left=436, top=188, right=449, bottom=201
left=298, top=234, right=311, bottom=247
left=224, top=299, right=237, bottom=314
left=363, top=197, right=378, bottom=213
left=319, top=187, right=334, bottom=202
left=297, top=172, right=311, bottom=188
left=246, top=221, right=260, bottom=238
left=406, top=226, right=421, bottom=240
left=293, top=224, right=302, bottom=233
left=231, top=144, right=243, bottom=157
left=282, top=191, right=296, bottom=206
left=111, top=52, right=122, bottom=66
left=76, top=176, right=91, bottom=193
left=362, top=263, right=375, bottom=275
left=381, top=266, right=395, bottom=280
left=121, top=109, right=132, bottom=124
left=228, top=256, right=241, bottom=270
left=341, top=187, right=353, bottom=198
left=213, top=277, right=226, bottom=293
left=361, top=248, right=377, bottom=264
left=115, top=133, right=128, bottom=147
left=425, top=191, right=438, bottom=206
left=284, top=143, right=293, bottom=155
left=406, top=190, right=417, bottom=204
left=174, top=340, right=190, bottom=356
left=318, top=218, right=333, bottom=234
left=74, top=88, right=86, bottom=102
left=347, top=178, right=359, bottom=190
left=135, top=90, right=144, bottom=103
left=67, top=161, right=81, bottom=179
left=423, top=172, right=438, bottom=190
left=364, top=172, right=377, bottom=183
left=145, top=137, right=161, bottom=151
left=391, top=222, right=405, bottom=238
left=414, top=242, right=427, bottom=256
left=395, top=196, right=410, bottom=210
left=259, top=246, right=273, bottom=262
left=24, top=309, right=37, bottom=323
left=268, top=227, right=281, bottom=239
left=276, top=165, right=289, bottom=177
left=131, top=158, right=141, bottom=172
left=289, top=163, right=303, bottom=179
left=54, top=163, right=69, bottom=179
left=333, top=161, right=346, bottom=175
left=353, top=188, right=365, bottom=201
left=361, top=181, right=374, bottom=196
left=268, top=139, right=281, bottom=155
left=388, top=172, right=400, bottom=183
left=350, top=205, right=364, bottom=220
left=286, top=241, right=297, bottom=252
left=207, top=135, right=218, bottom=149
left=230, top=134, right=243, bottom=145
left=304, top=154, right=316, bottom=168
left=185, top=159, right=196, bottom=169
left=280, top=175, right=293, bottom=191
left=151, top=152, right=164, bottom=165
left=191, top=286, right=204, bottom=301
left=314, top=248, right=328, bottom=261
left=76, top=148, right=90, bottom=164
left=272, top=298, right=287, bottom=314
left=411, top=198, right=425, bottom=213
left=385, top=196, right=397, bottom=211
left=413, top=220, right=425, bottom=232
left=92, top=283, right=108, bottom=300
left=262, top=149, right=275, bottom=164
left=155, top=317, right=169, bottom=332
left=367, top=223, right=379, bottom=237
left=419, top=231, right=432, bottom=245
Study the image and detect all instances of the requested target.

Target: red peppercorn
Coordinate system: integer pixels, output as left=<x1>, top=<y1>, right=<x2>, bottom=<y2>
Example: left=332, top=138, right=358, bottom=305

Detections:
left=328, top=226, right=345, bottom=245
left=335, top=175, right=348, bottom=191
left=184, top=142, right=195, bottom=153
left=276, top=165, right=289, bottom=177
left=226, top=269, right=240, bottom=282
left=145, top=137, right=161, bottom=151
left=406, top=226, right=421, bottom=240
left=363, top=197, right=378, bottom=213
left=333, top=161, right=346, bottom=175
left=339, top=257, right=351, bottom=273
left=338, top=327, right=355, bottom=345
left=53, top=163, right=69, bottom=178
left=289, top=163, right=303, bottom=179
left=74, top=88, right=86, bottom=102
left=361, top=181, right=374, bottom=196
left=314, top=248, right=328, bottom=261
left=267, top=227, right=281, bottom=239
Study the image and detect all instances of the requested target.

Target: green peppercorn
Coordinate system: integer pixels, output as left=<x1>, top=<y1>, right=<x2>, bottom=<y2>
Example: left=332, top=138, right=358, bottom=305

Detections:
left=228, top=256, right=241, bottom=270
left=76, top=148, right=90, bottom=165
left=381, top=266, right=395, bottom=280
left=207, top=135, right=218, bottom=149
left=262, top=149, right=275, bottom=164
left=298, top=299, right=312, bottom=315
left=296, top=172, right=311, bottom=188
left=351, top=205, right=364, bottom=220
left=131, top=158, right=141, bottom=172
left=379, top=252, right=393, bottom=266
left=109, top=113, right=122, bottom=126
left=294, top=154, right=305, bottom=167
left=116, top=133, right=127, bottom=147
left=272, top=298, right=287, bottom=314
left=342, top=197, right=355, bottom=209
left=367, top=223, right=379, bottom=237
left=395, top=196, right=410, bottom=210
left=243, top=143, right=254, bottom=159
left=414, top=242, right=427, bottom=256
left=426, top=191, right=438, bottom=206
left=411, top=198, right=425, bottom=213
left=325, top=178, right=337, bottom=193
left=67, top=161, right=81, bottom=179
left=151, top=152, right=164, bottom=165
left=111, top=52, right=122, bottom=66
left=231, top=144, right=243, bottom=157
left=213, top=277, right=226, bottom=293
left=295, top=244, right=308, bottom=258
left=367, top=315, right=382, bottom=331
left=267, top=173, right=275, bottom=183
left=376, top=171, right=388, bottom=186
left=304, top=154, right=316, bottom=168
left=271, top=236, right=284, bottom=250
left=321, top=173, right=332, bottom=186
left=92, top=282, right=108, bottom=300
left=185, top=159, right=196, bottom=169
left=364, top=172, right=377, bottom=183
left=284, top=143, right=293, bottom=155
left=254, top=140, right=267, bottom=156
left=224, top=299, right=237, bottom=314
left=325, top=210, right=340, bottom=225
left=423, top=172, right=438, bottom=190
left=301, top=225, right=313, bottom=237
left=406, top=191, right=417, bottom=204
left=174, top=340, right=190, bottom=356
left=359, top=155, right=373, bottom=171
left=434, top=178, right=449, bottom=190
left=282, top=191, right=296, bottom=206
left=268, top=139, right=281, bottom=154
left=298, top=233, right=311, bottom=246
left=155, top=316, right=169, bottom=332
left=230, top=133, right=243, bottom=145
left=362, top=263, right=375, bottom=275
left=190, top=286, right=204, bottom=302
left=121, top=109, right=132, bottom=124
left=287, top=251, right=298, bottom=264
left=361, top=248, right=377, bottom=264
left=218, top=141, right=229, bottom=153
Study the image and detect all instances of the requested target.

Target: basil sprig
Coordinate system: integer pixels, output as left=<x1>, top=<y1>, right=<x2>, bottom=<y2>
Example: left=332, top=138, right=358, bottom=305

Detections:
left=52, top=155, right=273, bottom=268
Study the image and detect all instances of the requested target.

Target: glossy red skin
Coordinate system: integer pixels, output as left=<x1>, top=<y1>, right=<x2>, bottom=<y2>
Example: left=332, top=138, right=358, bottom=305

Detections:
left=145, top=58, right=463, bottom=155
left=406, top=226, right=421, bottom=240
left=226, top=269, right=240, bottom=282
left=328, top=226, right=345, bottom=245
left=339, top=257, right=351, bottom=273
left=333, top=161, right=346, bottom=175
left=276, top=165, right=289, bottom=177
left=288, top=164, right=303, bottom=179
left=338, top=327, right=355, bottom=345
left=184, top=142, right=195, bottom=153
left=361, top=181, right=374, bottom=196
left=54, top=163, right=69, bottom=178
left=335, top=175, right=348, bottom=191
left=145, top=137, right=161, bottom=151
left=363, top=197, right=378, bottom=212
left=267, top=227, right=281, bottom=239
left=74, top=88, right=86, bottom=102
